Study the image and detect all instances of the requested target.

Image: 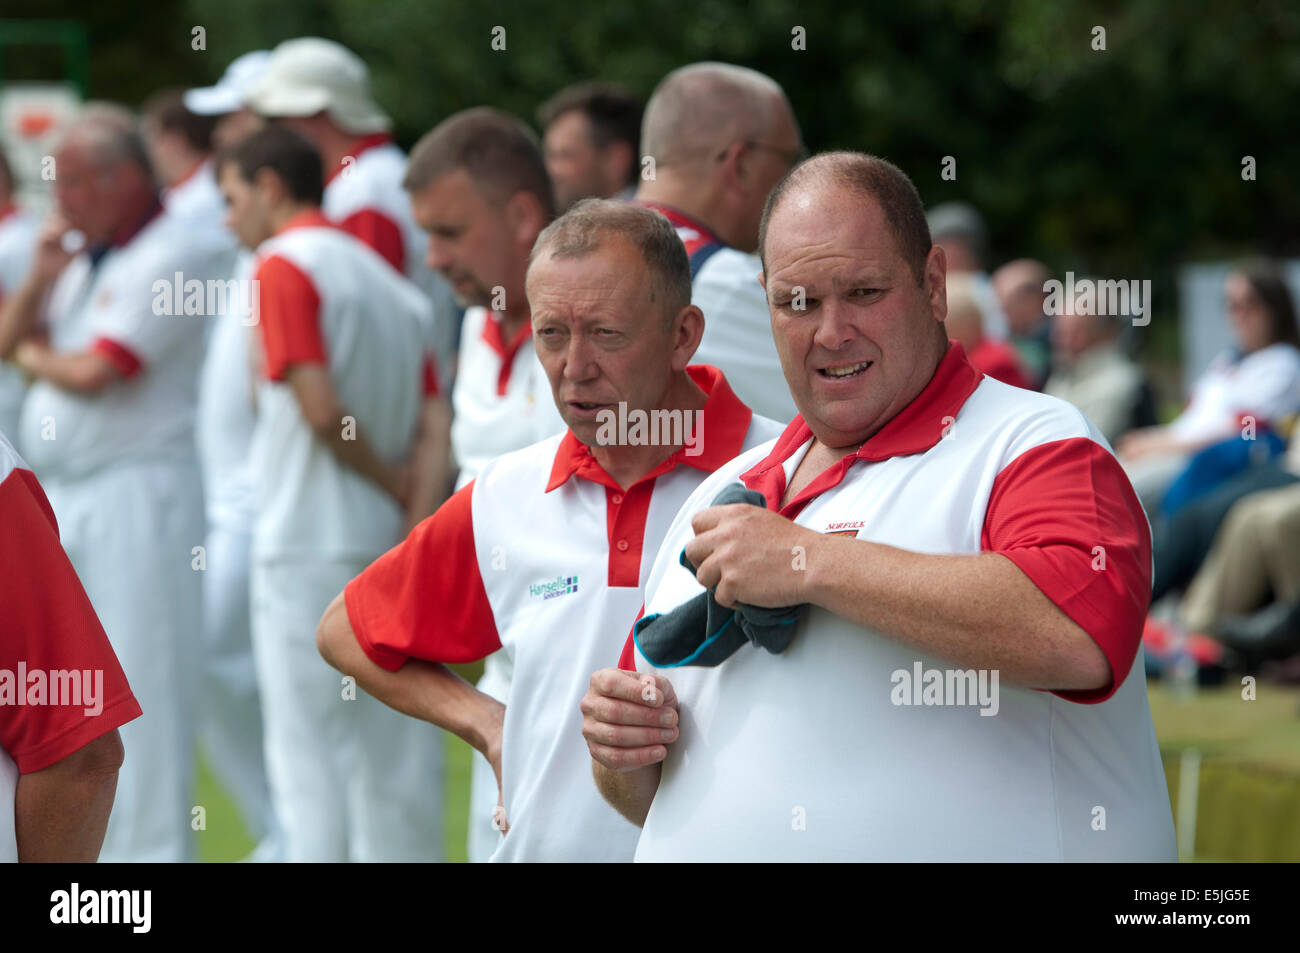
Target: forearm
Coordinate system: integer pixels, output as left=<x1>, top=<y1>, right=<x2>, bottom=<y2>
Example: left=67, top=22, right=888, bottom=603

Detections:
left=0, top=274, right=51, bottom=360
left=314, top=416, right=403, bottom=503
left=15, top=731, right=123, bottom=861
left=803, top=537, right=1108, bottom=690
left=592, top=761, right=662, bottom=828
left=15, top=345, right=118, bottom=394
left=317, top=594, right=502, bottom=756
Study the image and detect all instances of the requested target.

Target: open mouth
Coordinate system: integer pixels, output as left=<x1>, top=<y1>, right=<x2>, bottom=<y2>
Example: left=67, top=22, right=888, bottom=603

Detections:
left=568, top=401, right=612, bottom=416
left=818, top=361, right=873, bottom=380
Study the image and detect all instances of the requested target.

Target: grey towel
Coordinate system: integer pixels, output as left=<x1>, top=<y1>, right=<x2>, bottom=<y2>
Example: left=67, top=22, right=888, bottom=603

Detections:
left=633, top=484, right=806, bottom=667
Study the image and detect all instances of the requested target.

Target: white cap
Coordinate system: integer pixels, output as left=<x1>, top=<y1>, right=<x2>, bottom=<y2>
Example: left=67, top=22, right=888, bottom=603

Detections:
left=184, top=50, right=272, bottom=116
left=241, top=37, right=390, bottom=134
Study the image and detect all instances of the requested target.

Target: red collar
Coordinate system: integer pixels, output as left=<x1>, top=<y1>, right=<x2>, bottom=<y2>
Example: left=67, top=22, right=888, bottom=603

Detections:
left=634, top=200, right=721, bottom=251
left=107, top=199, right=165, bottom=248
left=480, top=311, right=533, bottom=396
left=546, top=365, right=753, bottom=493
left=740, top=341, right=981, bottom=515
left=274, top=209, right=336, bottom=236
left=325, top=133, right=394, bottom=185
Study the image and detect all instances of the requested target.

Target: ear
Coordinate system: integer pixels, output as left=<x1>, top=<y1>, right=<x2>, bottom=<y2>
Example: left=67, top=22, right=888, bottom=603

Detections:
left=925, top=245, right=948, bottom=324
left=252, top=166, right=285, bottom=208
left=505, top=190, right=547, bottom=250
left=669, top=303, right=705, bottom=371
left=716, top=140, right=747, bottom=192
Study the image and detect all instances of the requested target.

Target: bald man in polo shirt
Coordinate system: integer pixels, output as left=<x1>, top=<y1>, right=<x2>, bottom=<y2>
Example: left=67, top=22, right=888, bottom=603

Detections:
left=316, top=200, right=782, bottom=861
left=583, top=152, right=1175, bottom=862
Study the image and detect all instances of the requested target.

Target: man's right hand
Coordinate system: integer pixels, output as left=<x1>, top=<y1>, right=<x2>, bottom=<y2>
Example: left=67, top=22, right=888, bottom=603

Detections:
left=581, top=668, right=679, bottom=771
left=32, top=215, right=75, bottom=284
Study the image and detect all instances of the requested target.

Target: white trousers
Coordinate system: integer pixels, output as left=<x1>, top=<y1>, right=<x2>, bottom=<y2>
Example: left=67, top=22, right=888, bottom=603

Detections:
left=44, top=462, right=204, bottom=863
left=201, top=517, right=279, bottom=854
left=250, top=557, right=443, bottom=862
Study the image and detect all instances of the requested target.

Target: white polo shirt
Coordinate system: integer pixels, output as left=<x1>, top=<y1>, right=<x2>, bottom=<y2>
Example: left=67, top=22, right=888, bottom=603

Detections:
left=248, top=211, right=436, bottom=563
left=345, top=366, right=782, bottom=862
left=0, top=204, right=37, bottom=441
left=19, top=205, right=229, bottom=482
left=450, top=305, right=565, bottom=490
left=0, top=433, right=142, bottom=862
left=625, top=342, right=1175, bottom=862
left=1168, top=342, right=1300, bottom=442
left=322, top=134, right=460, bottom=385
left=638, top=201, right=797, bottom=425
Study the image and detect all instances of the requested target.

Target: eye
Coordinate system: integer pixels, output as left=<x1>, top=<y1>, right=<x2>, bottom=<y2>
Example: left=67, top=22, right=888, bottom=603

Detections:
left=850, top=287, right=881, bottom=298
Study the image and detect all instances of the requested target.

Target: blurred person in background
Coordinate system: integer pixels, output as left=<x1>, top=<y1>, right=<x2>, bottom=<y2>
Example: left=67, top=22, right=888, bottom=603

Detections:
left=185, top=49, right=282, bottom=862
left=945, top=271, right=1030, bottom=389
left=0, top=148, right=37, bottom=440
left=244, top=36, right=461, bottom=385
left=927, top=200, right=1008, bottom=343
left=1043, top=291, right=1152, bottom=445
left=402, top=106, right=565, bottom=862
left=218, top=125, right=448, bottom=861
left=634, top=62, right=804, bottom=424
left=0, top=105, right=230, bottom=861
left=1119, top=258, right=1300, bottom=514
left=538, top=81, right=642, bottom=211
left=991, top=258, right=1053, bottom=388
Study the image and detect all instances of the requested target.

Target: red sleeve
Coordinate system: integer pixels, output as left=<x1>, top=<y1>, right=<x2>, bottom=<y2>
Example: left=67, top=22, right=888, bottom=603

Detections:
left=90, top=337, right=143, bottom=378
left=981, top=437, right=1152, bottom=704
left=339, top=208, right=405, bottom=273
left=0, top=468, right=142, bottom=773
left=422, top=355, right=440, bottom=398
left=254, top=254, right=326, bottom=381
left=617, top=603, right=646, bottom=671
left=343, top=481, right=500, bottom=671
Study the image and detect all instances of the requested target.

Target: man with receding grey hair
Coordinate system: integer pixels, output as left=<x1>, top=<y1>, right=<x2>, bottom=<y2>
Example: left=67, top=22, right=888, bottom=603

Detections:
left=317, top=198, right=781, bottom=861
left=634, top=62, right=805, bottom=424
left=0, top=106, right=230, bottom=861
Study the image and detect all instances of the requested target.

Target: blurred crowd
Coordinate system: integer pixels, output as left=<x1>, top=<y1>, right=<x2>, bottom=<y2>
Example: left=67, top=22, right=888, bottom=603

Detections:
left=1, top=36, right=1298, bottom=862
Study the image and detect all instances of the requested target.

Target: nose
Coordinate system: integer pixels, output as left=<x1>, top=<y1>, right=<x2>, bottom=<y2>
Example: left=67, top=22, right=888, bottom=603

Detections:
left=811, top=296, right=858, bottom=353
left=560, top=332, right=598, bottom=385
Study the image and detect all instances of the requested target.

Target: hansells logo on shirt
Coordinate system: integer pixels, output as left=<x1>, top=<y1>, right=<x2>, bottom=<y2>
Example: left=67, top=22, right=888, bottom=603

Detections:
left=529, top=575, right=579, bottom=601
left=824, top=520, right=864, bottom=537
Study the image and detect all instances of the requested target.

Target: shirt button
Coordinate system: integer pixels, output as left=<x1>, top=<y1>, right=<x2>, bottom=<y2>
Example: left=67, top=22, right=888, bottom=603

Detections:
left=612, top=494, right=623, bottom=505
left=616, top=539, right=629, bottom=552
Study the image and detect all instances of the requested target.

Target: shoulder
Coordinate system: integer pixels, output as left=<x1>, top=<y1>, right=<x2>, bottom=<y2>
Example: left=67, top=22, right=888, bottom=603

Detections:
left=473, top=431, right=568, bottom=497
left=694, top=247, right=764, bottom=296
left=959, top=376, right=1112, bottom=458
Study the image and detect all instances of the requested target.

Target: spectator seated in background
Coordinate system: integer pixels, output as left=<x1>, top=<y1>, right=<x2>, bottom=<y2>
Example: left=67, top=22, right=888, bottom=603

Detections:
left=944, top=272, right=1031, bottom=389
left=992, top=258, right=1053, bottom=389
left=1043, top=294, right=1153, bottom=447
left=927, top=200, right=1008, bottom=342
left=1118, top=258, right=1300, bottom=515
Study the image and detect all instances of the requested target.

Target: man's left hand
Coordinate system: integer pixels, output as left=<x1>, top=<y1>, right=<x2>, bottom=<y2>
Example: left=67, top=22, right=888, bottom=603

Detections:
left=685, top=504, right=820, bottom=609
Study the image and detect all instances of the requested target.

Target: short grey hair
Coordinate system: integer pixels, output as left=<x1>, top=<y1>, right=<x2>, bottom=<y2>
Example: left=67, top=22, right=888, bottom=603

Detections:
left=60, top=102, right=153, bottom=175
left=529, top=199, right=691, bottom=327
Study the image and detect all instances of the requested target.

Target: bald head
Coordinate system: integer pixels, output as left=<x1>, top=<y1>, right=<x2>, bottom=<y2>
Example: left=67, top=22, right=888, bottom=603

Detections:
left=59, top=102, right=154, bottom=174
left=642, top=62, right=791, bottom=165
left=54, top=102, right=157, bottom=242
left=760, top=152, right=932, bottom=284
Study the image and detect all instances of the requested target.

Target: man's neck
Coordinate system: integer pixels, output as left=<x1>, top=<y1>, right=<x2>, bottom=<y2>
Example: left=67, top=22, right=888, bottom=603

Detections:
left=636, top=179, right=722, bottom=239
left=588, top=371, right=709, bottom=490
left=266, top=201, right=319, bottom=236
